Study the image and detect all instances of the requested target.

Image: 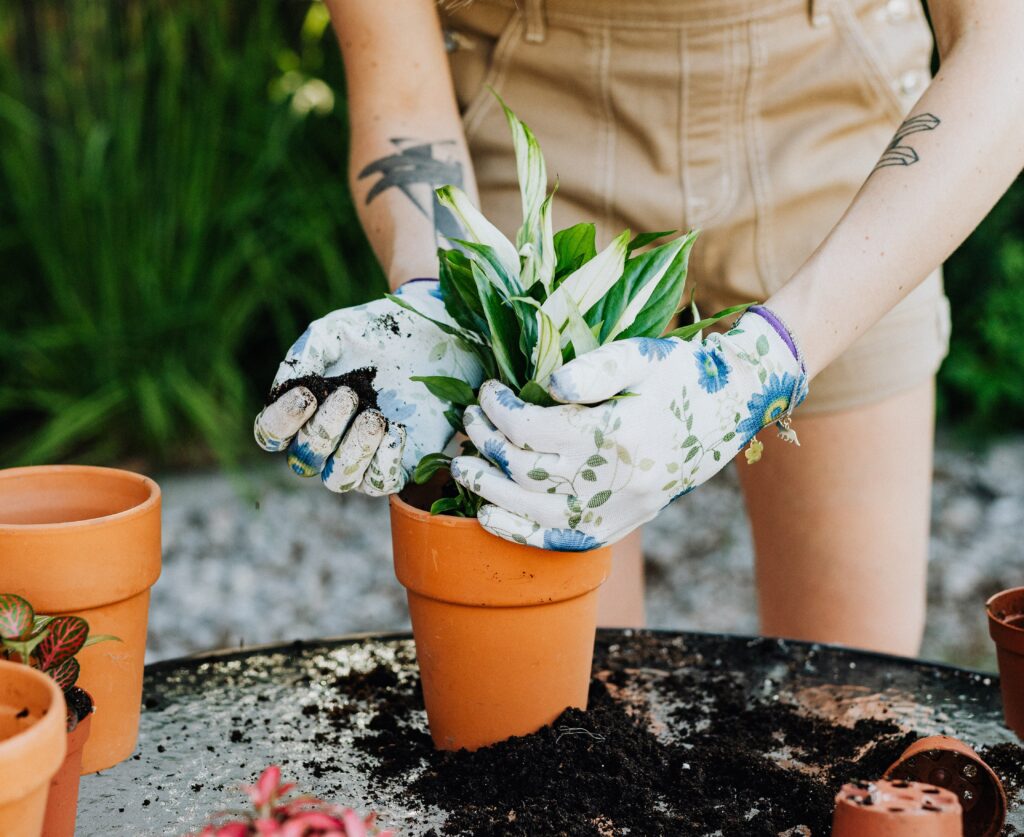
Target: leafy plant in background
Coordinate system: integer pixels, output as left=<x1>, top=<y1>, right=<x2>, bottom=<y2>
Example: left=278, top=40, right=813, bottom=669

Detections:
left=394, top=98, right=750, bottom=516
left=0, top=592, right=118, bottom=729
left=188, top=765, right=393, bottom=837
left=0, top=1, right=381, bottom=468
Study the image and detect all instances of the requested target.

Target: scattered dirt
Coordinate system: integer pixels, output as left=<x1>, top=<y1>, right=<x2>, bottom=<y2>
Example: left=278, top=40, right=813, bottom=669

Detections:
left=302, top=635, right=1024, bottom=836
left=267, top=368, right=379, bottom=411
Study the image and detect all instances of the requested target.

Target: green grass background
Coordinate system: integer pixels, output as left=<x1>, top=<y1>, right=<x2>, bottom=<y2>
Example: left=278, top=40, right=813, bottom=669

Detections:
left=0, top=1, right=1020, bottom=470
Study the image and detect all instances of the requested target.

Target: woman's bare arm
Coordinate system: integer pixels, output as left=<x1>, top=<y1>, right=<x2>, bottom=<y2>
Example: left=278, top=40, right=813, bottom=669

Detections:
left=324, top=0, right=478, bottom=289
left=768, top=0, right=1024, bottom=379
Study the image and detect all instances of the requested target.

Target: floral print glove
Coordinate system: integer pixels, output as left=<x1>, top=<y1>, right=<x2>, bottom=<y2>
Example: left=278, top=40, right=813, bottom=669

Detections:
left=254, top=279, right=482, bottom=496
left=450, top=307, right=807, bottom=550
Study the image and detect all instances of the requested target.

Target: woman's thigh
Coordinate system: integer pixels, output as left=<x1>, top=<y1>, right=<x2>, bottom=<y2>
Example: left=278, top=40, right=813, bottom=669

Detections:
left=737, top=379, right=936, bottom=656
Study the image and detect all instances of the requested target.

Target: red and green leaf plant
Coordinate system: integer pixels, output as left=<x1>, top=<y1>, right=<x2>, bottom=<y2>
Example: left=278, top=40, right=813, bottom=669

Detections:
left=0, top=592, right=119, bottom=728
left=189, top=765, right=394, bottom=837
left=392, top=94, right=752, bottom=515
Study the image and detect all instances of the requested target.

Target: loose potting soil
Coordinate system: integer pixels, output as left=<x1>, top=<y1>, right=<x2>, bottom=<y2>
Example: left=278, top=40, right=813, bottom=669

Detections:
left=302, top=634, right=1023, bottom=836
left=267, top=368, right=380, bottom=412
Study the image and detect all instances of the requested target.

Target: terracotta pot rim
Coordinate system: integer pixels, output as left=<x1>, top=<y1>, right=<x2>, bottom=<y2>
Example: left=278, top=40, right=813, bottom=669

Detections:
left=986, top=587, right=1024, bottom=629
left=390, top=493, right=483, bottom=529
left=0, top=465, right=160, bottom=532
left=0, top=660, right=67, bottom=804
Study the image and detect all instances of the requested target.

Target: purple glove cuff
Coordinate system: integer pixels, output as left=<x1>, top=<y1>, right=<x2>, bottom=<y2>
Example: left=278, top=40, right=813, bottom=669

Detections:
left=747, top=305, right=805, bottom=374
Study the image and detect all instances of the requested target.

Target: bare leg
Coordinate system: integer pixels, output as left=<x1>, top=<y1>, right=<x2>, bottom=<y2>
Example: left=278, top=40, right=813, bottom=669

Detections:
left=738, top=380, right=935, bottom=657
left=596, top=528, right=647, bottom=628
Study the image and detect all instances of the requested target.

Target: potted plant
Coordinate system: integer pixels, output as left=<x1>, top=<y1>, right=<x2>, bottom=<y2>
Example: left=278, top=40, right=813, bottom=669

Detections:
left=0, top=592, right=118, bottom=837
left=187, top=765, right=393, bottom=836
left=387, top=99, right=747, bottom=751
left=0, top=464, right=161, bottom=772
left=0, top=660, right=66, bottom=837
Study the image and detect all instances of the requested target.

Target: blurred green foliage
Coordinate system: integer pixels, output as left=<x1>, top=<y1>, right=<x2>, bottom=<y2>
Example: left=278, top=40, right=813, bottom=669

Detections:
left=0, top=1, right=383, bottom=468
left=0, top=2, right=1020, bottom=470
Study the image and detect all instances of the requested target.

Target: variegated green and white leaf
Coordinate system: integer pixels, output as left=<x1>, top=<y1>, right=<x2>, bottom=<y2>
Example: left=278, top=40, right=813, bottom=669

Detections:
left=540, top=229, right=629, bottom=331
left=520, top=192, right=556, bottom=293
left=562, top=294, right=600, bottom=355
left=530, top=307, right=563, bottom=388
left=498, top=97, right=548, bottom=254
left=436, top=185, right=521, bottom=285
left=604, top=236, right=687, bottom=341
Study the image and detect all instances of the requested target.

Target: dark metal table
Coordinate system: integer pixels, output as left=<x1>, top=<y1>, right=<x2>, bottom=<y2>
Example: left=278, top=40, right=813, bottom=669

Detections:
left=77, top=630, right=1022, bottom=836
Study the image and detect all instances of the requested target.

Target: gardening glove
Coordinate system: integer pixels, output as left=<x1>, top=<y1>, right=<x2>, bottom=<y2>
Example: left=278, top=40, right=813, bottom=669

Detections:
left=254, top=279, right=482, bottom=496
left=450, top=306, right=808, bottom=550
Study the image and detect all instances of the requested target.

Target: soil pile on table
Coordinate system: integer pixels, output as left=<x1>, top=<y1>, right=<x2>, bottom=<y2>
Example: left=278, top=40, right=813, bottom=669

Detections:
left=304, top=633, right=1024, bottom=836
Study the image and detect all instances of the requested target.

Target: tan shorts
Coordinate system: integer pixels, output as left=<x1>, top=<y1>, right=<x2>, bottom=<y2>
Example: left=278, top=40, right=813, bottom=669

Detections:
left=440, top=0, right=951, bottom=413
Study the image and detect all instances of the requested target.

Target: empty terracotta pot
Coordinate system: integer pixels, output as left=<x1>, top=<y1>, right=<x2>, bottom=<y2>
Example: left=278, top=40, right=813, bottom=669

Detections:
left=0, top=661, right=67, bottom=837
left=986, top=586, right=1024, bottom=739
left=0, top=465, right=162, bottom=772
left=885, top=735, right=1006, bottom=837
left=42, top=702, right=92, bottom=837
left=390, top=494, right=612, bottom=751
left=832, top=780, right=962, bottom=837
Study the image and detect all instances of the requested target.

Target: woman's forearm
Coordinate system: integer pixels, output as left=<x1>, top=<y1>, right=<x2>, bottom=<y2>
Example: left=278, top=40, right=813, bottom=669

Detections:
left=326, top=0, right=478, bottom=290
left=768, top=5, right=1024, bottom=379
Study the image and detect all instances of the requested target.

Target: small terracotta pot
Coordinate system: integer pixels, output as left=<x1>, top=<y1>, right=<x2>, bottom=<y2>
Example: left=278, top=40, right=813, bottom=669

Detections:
left=390, top=494, right=612, bottom=751
left=0, top=661, right=67, bottom=837
left=885, top=735, right=1007, bottom=837
left=42, top=701, right=92, bottom=837
left=0, top=465, right=162, bottom=772
left=986, top=586, right=1024, bottom=739
left=832, top=780, right=962, bottom=837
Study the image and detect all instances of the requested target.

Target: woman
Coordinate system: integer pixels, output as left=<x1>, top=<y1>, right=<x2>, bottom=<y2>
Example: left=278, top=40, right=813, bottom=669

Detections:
left=254, top=0, right=1024, bottom=656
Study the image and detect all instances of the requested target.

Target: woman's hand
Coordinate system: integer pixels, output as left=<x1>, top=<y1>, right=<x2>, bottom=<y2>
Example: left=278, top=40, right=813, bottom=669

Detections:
left=255, top=280, right=482, bottom=496
left=450, top=309, right=807, bottom=550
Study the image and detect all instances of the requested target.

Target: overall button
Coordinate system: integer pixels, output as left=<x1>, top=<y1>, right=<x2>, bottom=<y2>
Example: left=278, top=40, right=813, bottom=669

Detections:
left=896, top=69, right=926, bottom=96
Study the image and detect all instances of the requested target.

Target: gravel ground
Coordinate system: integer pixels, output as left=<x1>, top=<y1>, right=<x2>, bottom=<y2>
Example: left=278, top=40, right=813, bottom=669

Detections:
left=148, top=436, right=1024, bottom=670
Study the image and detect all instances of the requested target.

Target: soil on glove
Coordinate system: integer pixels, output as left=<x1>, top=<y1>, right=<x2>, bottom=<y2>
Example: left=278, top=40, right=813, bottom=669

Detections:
left=267, top=368, right=379, bottom=411
left=304, top=634, right=1023, bottom=836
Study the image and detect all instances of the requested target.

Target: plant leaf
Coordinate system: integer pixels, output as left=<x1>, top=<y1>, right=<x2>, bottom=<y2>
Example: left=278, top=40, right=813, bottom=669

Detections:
left=45, top=657, right=80, bottom=692
left=496, top=93, right=548, bottom=254
left=435, top=185, right=521, bottom=285
left=541, top=229, right=630, bottom=331
left=472, top=262, right=524, bottom=387
left=413, top=452, right=452, bottom=485
left=530, top=306, right=563, bottom=388
left=429, top=496, right=470, bottom=516
left=617, top=229, right=700, bottom=340
left=596, top=236, right=689, bottom=342
left=520, top=191, right=556, bottom=292
left=35, top=616, right=88, bottom=670
left=563, top=294, right=600, bottom=356
left=627, top=230, right=676, bottom=255
left=410, top=375, right=477, bottom=406
left=665, top=303, right=755, bottom=340
left=82, top=634, right=121, bottom=648
left=552, top=223, right=597, bottom=283
left=0, top=593, right=34, bottom=640
left=438, top=249, right=489, bottom=335
left=519, top=380, right=557, bottom=407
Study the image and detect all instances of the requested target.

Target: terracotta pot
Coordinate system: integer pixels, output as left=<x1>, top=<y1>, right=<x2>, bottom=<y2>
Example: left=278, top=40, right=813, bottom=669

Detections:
left=390, top=494, right=612, bottom=751
left=885, top=735, right=1007, bottom=837
left=986, top=586, right=1024, bottom=739
left=0, top=661, right=67, bottom=837
left=832, top=780, right=962, bottom=837
left=42, top=701, right=92, bottom=837
left=0, top=465, right=161, bottom=772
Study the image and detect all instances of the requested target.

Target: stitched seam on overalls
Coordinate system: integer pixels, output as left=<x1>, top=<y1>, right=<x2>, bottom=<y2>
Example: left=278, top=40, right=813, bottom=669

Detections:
left=831, top=0, right=906, bottom=124
left=462, top=14, right=523, bottom=143
left=678, top=28, right=690, bottom=231
left=743, top=18, right=775, bottom=296
left=596, top=26, right=617, bottom=235
left=692, top=26, right=741, bottom=229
